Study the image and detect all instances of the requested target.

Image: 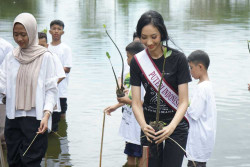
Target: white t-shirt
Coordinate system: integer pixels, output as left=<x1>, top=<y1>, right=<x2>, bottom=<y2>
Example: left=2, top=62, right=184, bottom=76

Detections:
left=48, top=43, right=72, bottom=98
left=52, top=54, right=66, bottom=112
left=119, top=67, right=145, bottom=145
left=186, top=81, right=217, bottom=162
left=0, top=38, right=13, bottom=65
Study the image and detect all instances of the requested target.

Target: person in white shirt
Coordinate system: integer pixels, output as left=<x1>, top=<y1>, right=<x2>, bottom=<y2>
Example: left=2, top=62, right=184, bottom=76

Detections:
left=0, top=38, right=13, bottom=144
left=186, top=50, right=217, bottom=167
left=48, top=20, right=72, bottom=119
left=104, top=41, right=145, bottom=166
left=38, top=32, right=65, bottom=132
left=0, top=38, right=13, bottom=65
left=0, top=13, right=57, bottom=166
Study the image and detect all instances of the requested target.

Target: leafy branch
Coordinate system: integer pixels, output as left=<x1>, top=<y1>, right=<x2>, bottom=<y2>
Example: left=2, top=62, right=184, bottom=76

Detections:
left=103, top=24, right=124, bottom=92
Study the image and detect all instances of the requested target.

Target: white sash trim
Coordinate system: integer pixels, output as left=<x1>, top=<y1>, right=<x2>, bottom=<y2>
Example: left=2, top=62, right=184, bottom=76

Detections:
left=134, top=49, right=179, bottom=111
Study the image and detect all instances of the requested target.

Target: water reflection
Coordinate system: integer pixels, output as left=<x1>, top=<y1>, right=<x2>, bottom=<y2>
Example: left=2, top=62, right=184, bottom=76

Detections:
left=42, top=119, right=72, bottom=167
left=188, top=0, right=250, bottom=23
left=0, top=0, right=39, bottom=19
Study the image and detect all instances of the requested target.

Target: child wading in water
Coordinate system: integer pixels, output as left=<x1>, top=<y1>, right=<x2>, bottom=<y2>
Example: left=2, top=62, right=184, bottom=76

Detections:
left=48, top=20, right=72, bottom=119
left=38, top=32, right=66, bottom=132
left=104, top=41, right=145, bottom=166
left=186, top=50, right=217, bottom=167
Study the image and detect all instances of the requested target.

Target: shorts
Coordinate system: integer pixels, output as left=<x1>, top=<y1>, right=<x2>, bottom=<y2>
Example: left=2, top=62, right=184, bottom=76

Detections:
left=124, top=142, right=142, bottom=157
left=188, top=160, right=206, bottom=167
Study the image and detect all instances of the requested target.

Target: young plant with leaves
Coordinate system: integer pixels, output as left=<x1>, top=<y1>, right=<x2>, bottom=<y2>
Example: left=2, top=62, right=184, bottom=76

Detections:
left=103, top=24, right=125, bottom=96
left=106, top=52, right=125, bottom=97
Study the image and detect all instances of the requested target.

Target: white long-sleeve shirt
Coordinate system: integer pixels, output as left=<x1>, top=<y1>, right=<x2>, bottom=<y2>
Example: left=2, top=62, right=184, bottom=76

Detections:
left=0, top=51, right=58, bottom=120
left=0, top=38, right=13, bottom=65
left=52, top=53, right=66, bottom=112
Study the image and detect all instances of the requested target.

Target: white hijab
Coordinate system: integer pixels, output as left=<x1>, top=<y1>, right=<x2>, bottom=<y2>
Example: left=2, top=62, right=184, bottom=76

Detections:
left=13, top=13, right=47, bottom=111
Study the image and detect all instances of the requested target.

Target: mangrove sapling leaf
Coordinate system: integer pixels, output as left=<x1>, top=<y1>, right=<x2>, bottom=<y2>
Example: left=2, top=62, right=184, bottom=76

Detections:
left=106, top=52, right=125, bottom=97
left=148, top=48, right=196, bottom=166
left=103, top=24, right=125, bottom=93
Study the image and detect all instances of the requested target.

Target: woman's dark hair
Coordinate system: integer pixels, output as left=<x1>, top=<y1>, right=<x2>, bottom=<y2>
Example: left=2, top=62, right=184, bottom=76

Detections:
left=136, top=10, right=169, bottom=44
left=133, top=32, right=138, bottom=41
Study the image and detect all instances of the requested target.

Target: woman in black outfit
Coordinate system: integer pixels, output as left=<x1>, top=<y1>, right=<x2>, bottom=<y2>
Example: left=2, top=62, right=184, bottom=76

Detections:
left=130, top=10, right=191, bottom=167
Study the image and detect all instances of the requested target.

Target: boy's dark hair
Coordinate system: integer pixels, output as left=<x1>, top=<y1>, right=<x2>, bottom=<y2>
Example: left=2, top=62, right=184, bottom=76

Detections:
left=50, top=20, right=65, bottom=29
left=188, top=50, right=210, bottom=70
left=126, top=41, right=145, bottom=55
left=38, top=32, right=47, bottom=43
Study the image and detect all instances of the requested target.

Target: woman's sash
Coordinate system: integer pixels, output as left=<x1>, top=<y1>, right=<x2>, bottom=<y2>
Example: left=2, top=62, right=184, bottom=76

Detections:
left=134, top=49, right=178, bottom=111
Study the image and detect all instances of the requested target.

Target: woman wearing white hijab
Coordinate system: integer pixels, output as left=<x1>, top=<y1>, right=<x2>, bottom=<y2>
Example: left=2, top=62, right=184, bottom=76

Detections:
left=0, top=13, right=57, bottom=167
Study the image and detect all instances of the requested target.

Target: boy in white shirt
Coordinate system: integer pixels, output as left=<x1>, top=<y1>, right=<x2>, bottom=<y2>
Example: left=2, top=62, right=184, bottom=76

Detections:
left=38, top=32, right=66, bottom=132
left=186, top=50, right=217, bottom=167
left=104, top=41, right=145, bottom=166
left=48, top=20, right=72, bottom=119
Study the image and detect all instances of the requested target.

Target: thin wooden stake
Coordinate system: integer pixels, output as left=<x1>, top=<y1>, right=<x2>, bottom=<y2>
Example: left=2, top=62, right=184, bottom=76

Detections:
left=142, top=146, right=149, bottom=167
left=52, top=131, right=62, bottom=138
left=99, top=112, right=106, bottom=167
left=0, top=139, right=6, bottom=167
left=23, top=133, right=39, bottom=157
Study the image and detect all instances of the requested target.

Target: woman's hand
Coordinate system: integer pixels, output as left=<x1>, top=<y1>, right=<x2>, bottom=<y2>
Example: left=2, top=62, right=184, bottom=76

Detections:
left=154, top=124, right=176, bottom=144
left=37, top=111, right=50, bottom=134
left=141, top=124, right=155, bottom=143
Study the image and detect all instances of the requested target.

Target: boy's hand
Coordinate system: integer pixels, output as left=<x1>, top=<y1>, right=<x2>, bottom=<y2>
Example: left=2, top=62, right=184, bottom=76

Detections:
left=248, top=84, right=250, bottom=90
left=104, top=105, right=117, bottom=116
left=117, top=92, right=130, bottom=104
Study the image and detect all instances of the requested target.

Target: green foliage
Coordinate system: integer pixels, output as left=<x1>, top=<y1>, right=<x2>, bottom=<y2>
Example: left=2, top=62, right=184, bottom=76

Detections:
left=166, top=50, right=172, bottom=58
left=163, top=47, right=167, bottom=58
left=41, top=28, right=47, bottom=34
left=106, top=52, right=111, bottom=59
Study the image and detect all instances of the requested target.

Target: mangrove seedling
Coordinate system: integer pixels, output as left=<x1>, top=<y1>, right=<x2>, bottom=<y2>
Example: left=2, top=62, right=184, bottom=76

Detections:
left=149, top=47, right=172, bottom=132
left=106, top=52, right=125, bottom=97
left=103, top=24, right=125, bottom=95
left=148, top=48, right=196, bottom=167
